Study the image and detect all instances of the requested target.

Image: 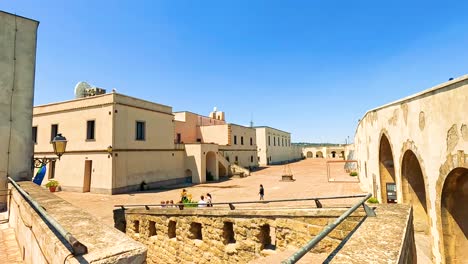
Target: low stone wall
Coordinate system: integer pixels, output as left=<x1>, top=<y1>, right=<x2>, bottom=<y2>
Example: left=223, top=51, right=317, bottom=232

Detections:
left=120, top=207, right=366, bottom=263
left=9, top=181, right=147, bottom=263
left=330, top=204, right=415, bottom=264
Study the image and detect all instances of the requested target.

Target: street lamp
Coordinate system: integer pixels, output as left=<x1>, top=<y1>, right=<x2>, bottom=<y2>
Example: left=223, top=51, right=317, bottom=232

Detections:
left=52, top=134, right=67, bottom=159
left=33, top=133, right=68, bottom=168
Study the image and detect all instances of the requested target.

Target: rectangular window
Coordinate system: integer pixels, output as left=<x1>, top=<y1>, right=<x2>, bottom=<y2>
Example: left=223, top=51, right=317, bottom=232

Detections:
left=50, top=124, right=58, bottom=142
left=32, top=126, right=37, bottom=144
left=274, top=137, right=276, bottom=146
left=241, top=136, right=244, bottom=145
left=136, top=121, right=145, bottom=141
left=268, top=136, right=270, bottom=146
left=176, top=133, right=181, bottom=143
left=86, top=120, right=95, bottom=140
left=48, top=160, right=56, bottom=179
left=234, top=135, right=237, bottom=145
left=250, top=137, right=253, bottom=145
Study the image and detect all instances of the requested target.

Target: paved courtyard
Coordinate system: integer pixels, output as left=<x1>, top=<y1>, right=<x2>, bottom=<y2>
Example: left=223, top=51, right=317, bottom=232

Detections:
left=56, top=158, right=364, bottom=227
left=1, top=158, right=430, bottom=263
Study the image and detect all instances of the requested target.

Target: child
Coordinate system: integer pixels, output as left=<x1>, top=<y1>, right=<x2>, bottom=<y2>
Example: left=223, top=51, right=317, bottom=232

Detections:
left=259, top=184, right=264, bottom=200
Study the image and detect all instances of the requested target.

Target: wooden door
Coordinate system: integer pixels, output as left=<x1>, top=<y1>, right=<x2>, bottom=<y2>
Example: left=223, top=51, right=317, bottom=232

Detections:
left=83, top=160, right=92, bottom=192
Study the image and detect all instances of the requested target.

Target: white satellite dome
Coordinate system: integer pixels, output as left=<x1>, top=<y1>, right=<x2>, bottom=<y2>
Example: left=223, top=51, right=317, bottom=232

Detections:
left=74, top=81, right=91, bottom=98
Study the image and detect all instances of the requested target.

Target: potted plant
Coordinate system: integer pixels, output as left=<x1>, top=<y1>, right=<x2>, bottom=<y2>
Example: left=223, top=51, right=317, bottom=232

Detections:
left=45, top=180, right=59, bottom=192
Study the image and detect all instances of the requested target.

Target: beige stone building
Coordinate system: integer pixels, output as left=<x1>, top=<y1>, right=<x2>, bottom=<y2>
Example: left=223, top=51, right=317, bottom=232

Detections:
left=254, top=126, right=302, bottom=165
left=174, top=110, right=258, bottom=170
left=33, top=90, right=259, bottom=193
left=0, top=11, right=39, bottom=210
left=354, top=75, right=468, bottom=263
left=302, top=145, right=350, bottom=159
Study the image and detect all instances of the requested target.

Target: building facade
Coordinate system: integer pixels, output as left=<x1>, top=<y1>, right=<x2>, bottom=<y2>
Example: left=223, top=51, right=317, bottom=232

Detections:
left=174, top=111, right=259, bottom=170
left=302, top=145, right=351, bottom=159
left=255, top=126, right=302, bottom=165
left=353, top=75, right=468, bottom=263
left=0, top=11, right=39, bottom=210
left=33, top=91, right=259, bottom=194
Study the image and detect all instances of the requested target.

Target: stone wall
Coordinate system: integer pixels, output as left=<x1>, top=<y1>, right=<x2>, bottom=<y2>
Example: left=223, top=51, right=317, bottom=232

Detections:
left=121, top=207, right=366, bottom=263
left=353, top=75, right=468, bottom=262
left=9, top=181, right=147, bottom=263
left=0, top=11, right=38, bottom=210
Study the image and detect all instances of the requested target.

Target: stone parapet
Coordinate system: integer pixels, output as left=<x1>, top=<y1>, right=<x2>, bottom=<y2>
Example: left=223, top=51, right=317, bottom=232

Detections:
left=9, top=181, right=147, bottom=263
left=330, top=204, right=414, bottom=263
left=122, top=207, right=366, bottom=263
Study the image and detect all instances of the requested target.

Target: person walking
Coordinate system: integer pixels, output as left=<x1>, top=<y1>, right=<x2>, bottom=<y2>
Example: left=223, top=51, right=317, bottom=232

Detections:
left=259, top=184, right=264, bottom=200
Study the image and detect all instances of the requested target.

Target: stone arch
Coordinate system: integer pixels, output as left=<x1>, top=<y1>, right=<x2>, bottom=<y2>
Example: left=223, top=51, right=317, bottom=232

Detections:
left=379, top=132, right=396, bottom=203
left=206, top=151, right=217, bottom=181
left=401, top=149, right=429, bottom=234
left=440, top=167, right=468, bottom=263
left=316, top=151, right=323, bottom=158
left=306, top=151, right=313, bottom=158
left=331, top=151, right=336, bottom=158
left=435, top=150, right=468, bottom=263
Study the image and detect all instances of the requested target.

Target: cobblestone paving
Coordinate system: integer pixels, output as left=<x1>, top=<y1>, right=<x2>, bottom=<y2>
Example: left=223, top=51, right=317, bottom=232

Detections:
left=0, top=212, right=23, bottom=264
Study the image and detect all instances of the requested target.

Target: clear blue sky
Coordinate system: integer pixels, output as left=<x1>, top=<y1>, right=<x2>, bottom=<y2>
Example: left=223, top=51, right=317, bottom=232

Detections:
left=3, top=1, right=468, bottom=143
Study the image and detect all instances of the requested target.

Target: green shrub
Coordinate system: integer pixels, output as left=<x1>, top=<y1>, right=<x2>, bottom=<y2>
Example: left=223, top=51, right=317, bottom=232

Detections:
left=45, top=180, right=59, bottom=187
left=182, top=197, right=198, bottom=207
left=349, top=171, right=358, bottom=176
left=367, top=197, right=379, bottom=204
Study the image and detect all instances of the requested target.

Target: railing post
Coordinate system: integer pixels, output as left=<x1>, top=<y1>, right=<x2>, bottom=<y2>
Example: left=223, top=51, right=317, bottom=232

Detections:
left=362, top=203, right=376, bottom=217
left=314, top=199, right=322, bottom=208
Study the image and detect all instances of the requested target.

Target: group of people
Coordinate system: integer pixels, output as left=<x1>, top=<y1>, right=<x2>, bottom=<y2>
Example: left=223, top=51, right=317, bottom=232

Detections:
left=160, top=200, right=176, bottom=207
left=197, top=193, right=213, bottom=207
left=180, top=189, right=213, bottom=207
left=160, top=184, right=265, bottom=209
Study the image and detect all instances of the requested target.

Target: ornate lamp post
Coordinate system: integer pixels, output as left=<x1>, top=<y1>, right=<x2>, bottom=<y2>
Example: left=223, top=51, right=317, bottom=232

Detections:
left=33, top=133, right=68, bottom=168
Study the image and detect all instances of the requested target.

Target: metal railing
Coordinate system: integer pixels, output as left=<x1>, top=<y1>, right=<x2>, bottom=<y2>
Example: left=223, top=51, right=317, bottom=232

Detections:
left=114, top=193, right=371, bottom=211
left=8, top=177, right=88, bottom=255
left=281, top=193, right=375, bottom=263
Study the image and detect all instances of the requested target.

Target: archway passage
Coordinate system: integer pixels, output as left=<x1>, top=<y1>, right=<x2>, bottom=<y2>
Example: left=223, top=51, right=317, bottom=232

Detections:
left=206, top=151, right=217, bottom=181
left=316, top=151, right=323, bottom=158
left=441, top=168, right=468, bottom=264
left=379, top=134, right=396, bottom=203
left=331, top=151, right=336, bottom=158
left=306, top=151, right=313, bottom=158
left=401, top=150, right=428, bottom=234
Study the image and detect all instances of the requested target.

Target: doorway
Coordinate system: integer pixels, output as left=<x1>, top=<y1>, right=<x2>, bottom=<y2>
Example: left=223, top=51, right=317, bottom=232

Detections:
left=83, top=160, right=92, bottom=192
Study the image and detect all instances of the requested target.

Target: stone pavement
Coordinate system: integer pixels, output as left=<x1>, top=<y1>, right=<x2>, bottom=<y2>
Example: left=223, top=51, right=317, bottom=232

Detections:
left=0, top=212, right=23, bottom=264
left=56, top=158, right=364, bottom=227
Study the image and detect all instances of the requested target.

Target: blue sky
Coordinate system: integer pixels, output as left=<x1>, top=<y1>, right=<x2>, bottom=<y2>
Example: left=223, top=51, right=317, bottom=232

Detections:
left=3, top=1, right=468, bottom=143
